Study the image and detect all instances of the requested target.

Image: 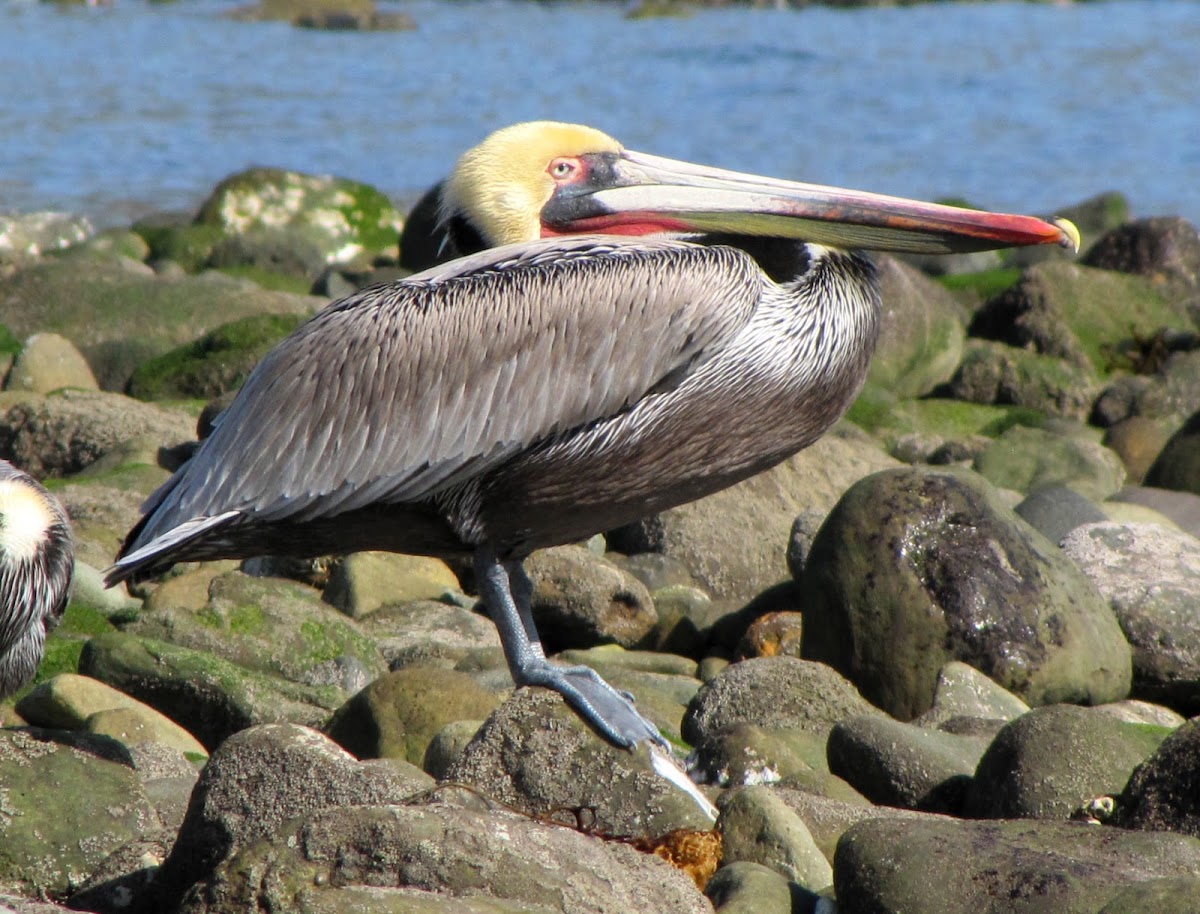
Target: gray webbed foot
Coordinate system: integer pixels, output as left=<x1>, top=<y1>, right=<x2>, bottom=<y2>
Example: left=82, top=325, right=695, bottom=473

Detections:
left=517, top=660, right=667, bottom=750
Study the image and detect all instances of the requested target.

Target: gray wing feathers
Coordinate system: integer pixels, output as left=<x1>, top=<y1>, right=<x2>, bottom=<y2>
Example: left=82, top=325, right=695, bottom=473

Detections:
left=129, top=237, right=761, bottom=549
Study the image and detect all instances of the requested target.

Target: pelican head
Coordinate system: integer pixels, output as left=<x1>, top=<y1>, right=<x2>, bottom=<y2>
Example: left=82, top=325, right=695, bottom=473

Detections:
left=0, top=461, right=74, bottom=698
left=439, top=120, right=1079, bottom=255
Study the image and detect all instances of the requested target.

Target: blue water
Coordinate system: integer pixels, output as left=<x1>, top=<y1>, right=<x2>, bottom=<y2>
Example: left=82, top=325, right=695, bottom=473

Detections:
left=1, top=0, right=1197, bottom=229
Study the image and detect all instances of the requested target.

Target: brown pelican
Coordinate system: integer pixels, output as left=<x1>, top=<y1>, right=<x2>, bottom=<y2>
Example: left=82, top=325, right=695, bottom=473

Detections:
left=1, top=460, right=74, bottom=698
left=106, top=122, right=1077, bottom=752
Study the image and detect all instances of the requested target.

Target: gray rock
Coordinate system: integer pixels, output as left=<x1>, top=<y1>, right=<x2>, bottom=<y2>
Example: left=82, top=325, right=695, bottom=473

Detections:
left=155, top=723, right=431, bottom=906
left=64, top=829, right=174, bottom=914
left=77, top=632, right=349, bottom=750
left=1096, top=876, right=1200, bottom=914
left=524, top=545, right=657, bottom=652
left=1093, top=698, right=1185, bottom=728
left=1147, top=407, right=1200, bottom=495
left=785, top=508, right=826, bottom=581
left=1061, top=521, right=1200, bottom=712
left=359, top=599, right=503, bottom=670
left=1014, top=484, right=1108, bottom=544
left=177, top=797, right=709, bottom=914
left=447, top=688, right=715, bottom=836
left=945, top=339, right=1098, bottom=420
left=0, top=389, right=195, bottom=478
left=0, top=211, right=93, bottom=258
left=966, top=704, right=1169, bottom=819
left=1110, top=485, right=1200, bottom=539
left=705, top=861, right=817, bottom=914
left=193, top=166, right=404, bottom=265
left=719, top=786, right=832, bottom=890
left=0, top=249, right=321, bottom=389
left=323, top=666, right=500, bottom=767
left=422, top=719, right=483, bottom=780
left=827, top=715, right=988, bottom=813
left=321, top=551, right=463, bottom=618
left=0, top=728, right=160, bottom=899
left=968, top=259, right=1190, bottom=375
left=608, top=432, right=899, bottom=602
left=835, top=816, right=1200, bottom=914
left=1102, top=416, right=1175, bottom=483
left=799, top=466, right=1131, bottom=719
left=1118, top=719, right=1200, bottom=837
left=972, top=423, right=1127, bottom=501
left=774, top=788, right=924, bottom=865
left=683, top=657, right=881, bottom=748
left=866, top=254, right=966, bottom=399
left=689, top=722, right=859, bottom=799
left=911, top=660, right=1030, bottom=729
left=1081, top=216, right=1200, bottom=293
left=5, top=332, right=98, bottom=393
left=134, top=569, right=386, bottom=688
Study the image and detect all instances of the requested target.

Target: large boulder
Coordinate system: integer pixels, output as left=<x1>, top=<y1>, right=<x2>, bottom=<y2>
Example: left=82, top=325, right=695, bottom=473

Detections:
left=799, top=466, right=1131, bottom=719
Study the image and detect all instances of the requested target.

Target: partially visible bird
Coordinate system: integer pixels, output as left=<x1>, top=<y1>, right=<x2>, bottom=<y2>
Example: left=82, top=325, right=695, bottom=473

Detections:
left=105, top=122, right=1077, bottom=755
left=0, top=460, right=74, bottom=699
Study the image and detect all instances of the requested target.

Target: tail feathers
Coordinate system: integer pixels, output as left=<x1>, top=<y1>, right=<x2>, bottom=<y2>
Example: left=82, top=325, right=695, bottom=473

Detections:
left=103, top=511, right=242, bottom=587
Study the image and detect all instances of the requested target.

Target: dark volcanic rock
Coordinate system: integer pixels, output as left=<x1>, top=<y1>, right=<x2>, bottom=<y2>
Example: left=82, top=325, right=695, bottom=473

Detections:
left=799, top=466, right=1131, bottom=719
left=1118, top=719, right=1200, bottom=837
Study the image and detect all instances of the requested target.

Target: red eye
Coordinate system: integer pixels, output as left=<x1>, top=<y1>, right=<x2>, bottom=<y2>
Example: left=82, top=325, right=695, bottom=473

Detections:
left=549, top=158, right=580, bottom=181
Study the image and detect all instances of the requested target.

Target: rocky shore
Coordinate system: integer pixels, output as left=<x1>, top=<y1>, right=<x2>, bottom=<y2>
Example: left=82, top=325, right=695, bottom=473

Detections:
left=1, top=164, right=1199, bottom=914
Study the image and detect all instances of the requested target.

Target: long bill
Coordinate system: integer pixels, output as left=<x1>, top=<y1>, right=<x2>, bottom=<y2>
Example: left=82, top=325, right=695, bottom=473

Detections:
left=545, top=149, right=1080, bottom=256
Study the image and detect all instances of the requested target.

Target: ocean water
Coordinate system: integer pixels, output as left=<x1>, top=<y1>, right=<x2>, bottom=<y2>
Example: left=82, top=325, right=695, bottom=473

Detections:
left=2, top=0, right=1197, bottom=228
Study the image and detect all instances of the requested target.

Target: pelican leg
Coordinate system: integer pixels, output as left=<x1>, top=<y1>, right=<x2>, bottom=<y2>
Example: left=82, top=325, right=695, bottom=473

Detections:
left=474, top=547, right=666, bottom=749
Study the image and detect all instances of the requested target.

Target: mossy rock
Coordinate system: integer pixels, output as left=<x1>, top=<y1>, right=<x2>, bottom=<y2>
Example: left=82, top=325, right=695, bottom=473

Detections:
left=195, top=166, right=403, bottom=263
left=134, top=222, right=226, bottom=273
left=127, top=312, right=306, bottom=400
left=847, top=389, right=1045, bottom=448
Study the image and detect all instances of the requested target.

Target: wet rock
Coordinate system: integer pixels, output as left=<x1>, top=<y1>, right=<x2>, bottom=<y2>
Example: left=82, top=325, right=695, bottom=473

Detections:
left=322, top=551, right=463, bottom=618
left=966, top=704, right=1168, bottom=819
left=1118, top=718, right=1200, bottom=837
left=1081, top=216, right=1200, bottom=293
left=155, top=723, right=430, bottom=906
left=1146, top=407, right=1200, bottom=494
left=77, top=632, right=348, bottom=750
left=865, top=254, right=966, bottom=399
left=0, top=728, right=160, bottom=900
left=447, top=689, right=715, bottom=836
left=970, top=259, right=1189, bottom=374
left=125, top=312, right=306, bottom=401
left=193, top=166, right=403, bottom=264
left=1061, top=521, right=1200, bottom=713
left=683, top=657, right=881, bottom=748
left=609, top=432, right=899, bottom=602
left=524, top=545, right=657, bottom=652
left=911, top=660, right=1030, bottom=729
left=0, top=249, right=320, bottom=389
left=945, top=338, right=1098, bottom=420
left=705, top=861, right=815, bottom=914
left=295, top=7, right=416, bottom=29
left=972, top=423, right=1127, bottom=501
left=178, top=797, right=710, bottom=914
left=827, top=715, right=987, bottom=813
left=1014, top=483, right=1108, bottom=544
left=834, top=816, right=1200, bottom=914
left=799, top=466, right=1131, bottom=719
left=5, top=332, right=98, bottom=393
left=0, top=389, right=194, bottom=478
left=718, top=785, right=832, bottom=890
left=324, top=666, right=500, bottom=767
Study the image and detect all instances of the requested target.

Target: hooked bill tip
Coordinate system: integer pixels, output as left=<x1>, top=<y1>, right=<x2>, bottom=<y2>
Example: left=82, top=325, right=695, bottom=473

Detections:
left=1054, top=217, right=1081, bottom=253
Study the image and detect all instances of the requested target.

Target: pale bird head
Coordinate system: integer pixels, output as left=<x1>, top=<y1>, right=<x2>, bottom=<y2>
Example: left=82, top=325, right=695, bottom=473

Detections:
left=441, top=121, right=622, bottom=247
